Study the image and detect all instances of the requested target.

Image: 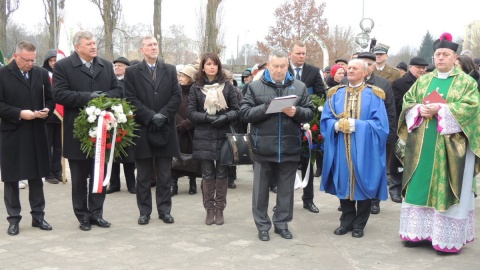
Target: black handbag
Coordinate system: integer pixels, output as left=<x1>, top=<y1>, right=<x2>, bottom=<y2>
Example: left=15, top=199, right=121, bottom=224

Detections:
left=220, top=125, right=254, bottom=166
left=172, top=153, right=200, bottom=174
left=147, top=124, right=170, bottom=147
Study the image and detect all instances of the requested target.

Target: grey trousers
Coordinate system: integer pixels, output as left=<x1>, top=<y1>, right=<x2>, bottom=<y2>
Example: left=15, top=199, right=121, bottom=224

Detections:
left=252, top=161, right=296, bottom=231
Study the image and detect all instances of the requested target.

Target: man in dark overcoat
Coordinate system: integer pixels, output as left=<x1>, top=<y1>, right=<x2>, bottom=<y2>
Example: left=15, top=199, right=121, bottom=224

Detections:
left=53, top=30, right=123, bottom=231
left=0, top=41, right=55, bottom=236
left=287, top=40, right=326, bottom=214
left=125, top=36, right=181, bottom=225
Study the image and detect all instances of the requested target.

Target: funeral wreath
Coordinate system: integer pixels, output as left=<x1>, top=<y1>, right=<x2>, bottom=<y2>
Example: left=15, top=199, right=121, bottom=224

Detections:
left=73, top=96, right=138, bottom=160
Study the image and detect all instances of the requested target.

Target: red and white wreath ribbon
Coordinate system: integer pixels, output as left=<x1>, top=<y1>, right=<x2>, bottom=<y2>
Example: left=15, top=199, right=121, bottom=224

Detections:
left=92, top=111, right=118, bottom=193
left=294, top=129, right=312, bottom=190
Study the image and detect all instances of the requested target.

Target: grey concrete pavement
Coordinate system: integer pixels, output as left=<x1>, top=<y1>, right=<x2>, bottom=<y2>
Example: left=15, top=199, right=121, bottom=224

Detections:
left=0, top=165, right=479, bottom=269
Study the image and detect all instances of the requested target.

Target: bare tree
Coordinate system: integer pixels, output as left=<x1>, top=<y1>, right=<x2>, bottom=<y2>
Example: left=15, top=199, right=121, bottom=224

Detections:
left=203, top=0, right=222, bottom=54
left=42, top=0, right=66, bottom=49
left=153, top=0, right=163, bottom=58
left=256, top=0, right=329, bottom=67
left=5, top=22, right=28, bottom=57
left=389, top=46, right=417, bottom=67
left=163, top=24, right=198, bottom=65
left=90, top=0, right=122, bottom=61
left=195, top=2, right=206, bottom=53
left=0, top=0, right=20, bottom=52
left=325, top=25, right=356, bottom=65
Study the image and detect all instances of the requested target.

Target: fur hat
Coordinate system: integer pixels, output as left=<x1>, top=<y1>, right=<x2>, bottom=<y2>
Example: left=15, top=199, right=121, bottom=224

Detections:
left=180, top=64, right=197, bottom=80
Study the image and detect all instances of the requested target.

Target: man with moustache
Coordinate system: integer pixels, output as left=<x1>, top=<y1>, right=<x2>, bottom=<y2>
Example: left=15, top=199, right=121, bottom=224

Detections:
left=125, top=36, right=181, bottom=225
left=0, top=41, right=55, bottom=236
left=53, top=30, right=123, bottom=231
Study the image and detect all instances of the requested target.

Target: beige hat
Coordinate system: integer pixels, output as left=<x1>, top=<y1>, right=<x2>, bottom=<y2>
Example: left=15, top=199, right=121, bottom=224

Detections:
left=180, top=64, right=197, bottom=80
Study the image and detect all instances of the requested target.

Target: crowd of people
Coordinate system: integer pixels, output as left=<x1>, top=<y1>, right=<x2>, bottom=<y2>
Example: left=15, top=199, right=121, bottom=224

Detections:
left=0, top=30, right=479, bottom=256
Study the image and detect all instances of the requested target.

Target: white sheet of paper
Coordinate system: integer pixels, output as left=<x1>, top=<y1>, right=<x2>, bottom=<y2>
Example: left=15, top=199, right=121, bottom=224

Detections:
left=265, top=95, right=299, bottom=114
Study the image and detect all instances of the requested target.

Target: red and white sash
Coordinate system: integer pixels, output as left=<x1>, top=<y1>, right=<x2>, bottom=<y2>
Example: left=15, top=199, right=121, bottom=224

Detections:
left=92, top=111, right=118, bottom=193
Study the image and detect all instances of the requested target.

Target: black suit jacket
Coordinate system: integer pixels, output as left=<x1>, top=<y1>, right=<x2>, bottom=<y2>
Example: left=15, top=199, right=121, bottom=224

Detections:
left=392, top=71, right=417, bottom=120
left=53, top=52, right=123, bottom=160
left=289, top=63, right=325, bottom=98
left=124, top=60, right=181, bottom=159
left=0, top=61, right=55, bottom=181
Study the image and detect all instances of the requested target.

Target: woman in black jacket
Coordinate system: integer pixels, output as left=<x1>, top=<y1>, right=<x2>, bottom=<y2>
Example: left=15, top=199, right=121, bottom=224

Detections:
left=171, top=64, right=199, bottom=196
left=187, top=53, right=239, bottom=225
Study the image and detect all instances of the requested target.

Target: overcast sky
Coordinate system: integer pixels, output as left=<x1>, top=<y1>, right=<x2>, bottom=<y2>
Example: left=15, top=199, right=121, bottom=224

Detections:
left=11, top=0, right=479, bottom=58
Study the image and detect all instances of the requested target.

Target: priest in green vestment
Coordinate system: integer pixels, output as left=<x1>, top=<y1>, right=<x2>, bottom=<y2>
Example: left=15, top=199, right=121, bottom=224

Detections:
left=397, top=32, right=480, bottom=255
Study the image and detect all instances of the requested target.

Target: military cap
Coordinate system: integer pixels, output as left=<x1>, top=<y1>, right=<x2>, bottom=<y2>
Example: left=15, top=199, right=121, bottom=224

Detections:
left=373, top=43, right=390, bottom=54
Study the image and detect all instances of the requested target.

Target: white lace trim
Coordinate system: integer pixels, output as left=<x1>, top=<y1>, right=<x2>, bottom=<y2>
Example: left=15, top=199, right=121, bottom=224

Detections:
left=399, top=148, right=476, bottom=252
left=405, top=105, right=422, bottom=132
left=399, top=206, right=475, bottom=251
left=437, top=104, right=462, bottom=135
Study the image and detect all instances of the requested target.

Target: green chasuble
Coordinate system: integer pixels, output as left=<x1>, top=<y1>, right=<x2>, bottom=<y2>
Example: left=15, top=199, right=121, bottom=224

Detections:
left=398, top=66, right=480, bottom=211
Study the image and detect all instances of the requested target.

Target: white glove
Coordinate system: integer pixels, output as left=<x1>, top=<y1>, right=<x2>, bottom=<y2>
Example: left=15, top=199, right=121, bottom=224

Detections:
left=348, top=118, right=355, bottom=132
left=334, top=121, right=339, bottom=132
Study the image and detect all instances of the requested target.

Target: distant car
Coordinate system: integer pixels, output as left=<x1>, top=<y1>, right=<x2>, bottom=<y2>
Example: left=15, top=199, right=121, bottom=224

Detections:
left=233, top=74, right=242, bottom=84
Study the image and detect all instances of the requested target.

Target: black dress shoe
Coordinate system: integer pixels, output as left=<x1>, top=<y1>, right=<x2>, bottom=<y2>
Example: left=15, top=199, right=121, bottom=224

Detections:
left=390, top=194, right=402, bottom=203
left=333, top=226, right=352, bottom=235
left=7, top=223, right=19, bottom=236
left=159, top=213, right=174, bottom=224
left=274, top=228, right=293, bottom=239
left=258, top=230, right=270, bottom=241
left=436, top=250, right=456, bottom=256
left=352, top=228, right=364, bottom=238
left=32, top=219, right=52, bottom=231
left=370, top=202, right=380, bottom=214
left=138, top=215, right=150, bottom=225
left=106, top=188, right=120, bottom=194
left=303, top=202, right=319, bottom=213
left=91, top=218, right=111, bottom=228
left=228, top=181, right=236, bottom=189
left=79, top=220, right=91, bottom=231
left=402, top=240, right=431, bottom=248
left=128, top=188, right=136, bottom=194
left=337, top=205, right=342, bottom=211
left=270, top=186, right=277, bottom=193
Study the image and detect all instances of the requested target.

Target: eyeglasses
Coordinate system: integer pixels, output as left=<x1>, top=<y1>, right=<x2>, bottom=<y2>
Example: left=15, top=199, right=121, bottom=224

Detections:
left=412, top=65, right=426, bottom=70
left=18, top=55, right=36, bottom=63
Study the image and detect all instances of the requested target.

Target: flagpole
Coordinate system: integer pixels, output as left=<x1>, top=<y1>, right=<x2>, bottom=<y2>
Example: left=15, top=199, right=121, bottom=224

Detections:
left=53, top=0, right=58, bottom=50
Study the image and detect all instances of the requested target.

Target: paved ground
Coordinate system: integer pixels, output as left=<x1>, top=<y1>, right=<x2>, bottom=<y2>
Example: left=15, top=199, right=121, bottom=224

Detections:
left=0, top=165, right=478, bottom=269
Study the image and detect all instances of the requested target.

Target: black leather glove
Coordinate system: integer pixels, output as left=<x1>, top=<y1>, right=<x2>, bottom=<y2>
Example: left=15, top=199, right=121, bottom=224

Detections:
left=151, top=113, right=167, bottom=128
left=205, top=115, right=218, bottom=124
left=211, top=115, right=229, bottom=128
left=90, top=91, right=105, bottom=98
